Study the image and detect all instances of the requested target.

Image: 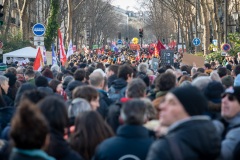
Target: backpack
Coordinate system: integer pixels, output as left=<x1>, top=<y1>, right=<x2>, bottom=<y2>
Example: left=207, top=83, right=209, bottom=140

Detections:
left=108, top=86, right=127, bottom=102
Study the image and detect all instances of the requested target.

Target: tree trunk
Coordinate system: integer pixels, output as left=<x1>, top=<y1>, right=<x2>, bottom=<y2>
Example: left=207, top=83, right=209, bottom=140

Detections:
left=67, top=0, right=73, bottom=45
left=17, top=0, right=29, bottom=40
left=201, top=0, right=210, bottom=55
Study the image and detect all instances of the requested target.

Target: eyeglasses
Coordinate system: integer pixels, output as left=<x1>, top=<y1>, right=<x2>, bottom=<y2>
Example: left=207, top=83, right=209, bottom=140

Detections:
left=221, top=93, right=236, bottom=101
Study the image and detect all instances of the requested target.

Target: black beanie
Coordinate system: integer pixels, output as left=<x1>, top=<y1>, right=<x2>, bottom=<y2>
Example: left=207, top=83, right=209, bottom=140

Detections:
left=170, top=86, right=208, bottom=116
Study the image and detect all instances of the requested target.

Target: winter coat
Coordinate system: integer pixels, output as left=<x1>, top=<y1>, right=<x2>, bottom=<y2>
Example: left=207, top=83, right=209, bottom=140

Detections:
left=106, top=98, right=131, bottom=133
left=46, top=129, right=83, bottom=160
left=97, top=89, right=113, bottom=120
left=107, top=74, right=117, bottom=88
left=94, top=125, right=154, bottom=160
left=146, top=116, right=221, bottom=160
left=0, top=107, right=15, bottom=134
left=108, top=78, right=127, bottom=102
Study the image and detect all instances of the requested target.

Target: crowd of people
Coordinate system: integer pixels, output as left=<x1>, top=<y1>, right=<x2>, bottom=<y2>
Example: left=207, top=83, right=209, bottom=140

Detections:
left=0, top=49, right=240, bottom=160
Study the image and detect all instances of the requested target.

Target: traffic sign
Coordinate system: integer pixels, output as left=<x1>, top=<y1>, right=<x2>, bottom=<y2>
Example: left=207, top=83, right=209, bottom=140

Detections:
left=221, top=43, right=231, bottom=52
left=32, top=23, right=46, bottom=36
left=221, top=52, right=228, bottom=56
left=192, top=38, right=201, bottom=46
left=34, top=41, right=44, bottom=46
left=117, top=39, right=122, bottom=45
left=34, top=36, right=44, bottom=41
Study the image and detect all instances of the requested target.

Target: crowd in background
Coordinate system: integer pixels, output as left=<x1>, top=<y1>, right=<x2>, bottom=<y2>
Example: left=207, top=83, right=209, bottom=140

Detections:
left=0, top=50, right=240, bottom=160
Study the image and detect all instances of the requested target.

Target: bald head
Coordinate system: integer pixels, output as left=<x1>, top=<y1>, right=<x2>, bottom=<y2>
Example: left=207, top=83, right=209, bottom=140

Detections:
left=89, top=71, right=104, bottom=88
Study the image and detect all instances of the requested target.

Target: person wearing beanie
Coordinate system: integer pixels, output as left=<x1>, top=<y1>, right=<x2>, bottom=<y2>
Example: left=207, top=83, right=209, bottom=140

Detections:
left=147, top=86, right=221, bottom=160
left=220, top=86, right=240, bottom=160
left=204, top=81, right=224, bottom=120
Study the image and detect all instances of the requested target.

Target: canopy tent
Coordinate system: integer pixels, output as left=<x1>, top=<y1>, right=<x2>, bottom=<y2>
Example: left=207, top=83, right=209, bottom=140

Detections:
left=3, top=47, right=37, bottom=64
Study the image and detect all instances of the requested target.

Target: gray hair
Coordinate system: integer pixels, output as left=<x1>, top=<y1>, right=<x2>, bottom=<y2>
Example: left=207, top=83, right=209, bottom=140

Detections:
left=138, top=63, right=148, bottom=74
left=68, top=98, right=91, bottom=118
left=0, top=75, right=9, bottom=85
left=192, top=76, right=212, bottom=91
left=51, top=65, right=60, bottom=72
left=89, top=71, right=104, bottom=87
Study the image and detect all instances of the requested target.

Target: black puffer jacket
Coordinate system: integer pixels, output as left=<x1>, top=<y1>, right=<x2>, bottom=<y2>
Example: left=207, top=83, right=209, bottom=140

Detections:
left=147, top=117, right=221, bottom=160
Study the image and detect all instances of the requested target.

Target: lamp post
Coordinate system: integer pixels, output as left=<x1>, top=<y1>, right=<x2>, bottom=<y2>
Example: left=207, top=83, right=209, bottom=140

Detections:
left=232, top=11, right=239, bottom=32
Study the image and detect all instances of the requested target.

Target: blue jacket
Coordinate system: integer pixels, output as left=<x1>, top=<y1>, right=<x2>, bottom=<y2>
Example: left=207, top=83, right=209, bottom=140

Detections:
left=94, top=124, right=154, bottom=160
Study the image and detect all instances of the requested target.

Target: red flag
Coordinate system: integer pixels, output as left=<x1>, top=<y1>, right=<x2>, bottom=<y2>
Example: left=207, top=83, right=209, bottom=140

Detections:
left=58, top=29, right=67, bottom=65
left=154, top=45, right=159, bottom=57
left=157, top=40, right=166, bottom=56
left=33, top=47, right=44, bottom=71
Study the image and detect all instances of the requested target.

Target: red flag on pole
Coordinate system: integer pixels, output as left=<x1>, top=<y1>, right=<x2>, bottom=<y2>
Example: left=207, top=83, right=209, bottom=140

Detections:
left=157, top=40, right=166, bottom=56
left=58, top=29, right=67, bottom=65
left=33, top=47, right=44, bottom=71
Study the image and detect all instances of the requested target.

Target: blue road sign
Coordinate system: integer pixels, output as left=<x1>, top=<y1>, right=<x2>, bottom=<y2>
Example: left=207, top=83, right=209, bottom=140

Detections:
left=192, top=38, right=201, bottom=46
left=117, top=39, right=122, bottom=45
left=32, top=23, right=46, bottom=36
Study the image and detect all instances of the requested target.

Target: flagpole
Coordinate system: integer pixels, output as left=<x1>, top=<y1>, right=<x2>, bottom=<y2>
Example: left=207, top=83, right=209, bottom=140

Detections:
left=56, top=36, right=61, bottom=69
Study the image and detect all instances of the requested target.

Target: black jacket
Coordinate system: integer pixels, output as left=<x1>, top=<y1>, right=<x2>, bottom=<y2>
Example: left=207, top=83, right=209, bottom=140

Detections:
left=0, top=107, right=15, bottom=134
left=107, top=74, right=118, bottom=88
left=97, top=89, right=113, bottom=120
left=110, top=78, right=127, bottom=90
left=94, top=125, right=154, bottom=160
left=108, top=78, right=127, bottom=102
left=46, top=129, right=83, bottom=160
left=146, top=117, right=221, bottom=160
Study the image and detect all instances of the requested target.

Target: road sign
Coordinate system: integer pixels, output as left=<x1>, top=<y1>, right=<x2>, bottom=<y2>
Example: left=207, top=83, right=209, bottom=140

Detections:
left=34, top=36, right=44, bottom=41
left=32, top=23, right=46, bottom=36
left=212, top=39, right=217, bottom=46
left=34, top=41, right=44, bottom=46
left=192, top=38, right=201, bottom=46
left=117, top=39, right=122, bottom=45
left=221, top=52, right=228, bottom=56
left=221, top=43, right=231, bottom=52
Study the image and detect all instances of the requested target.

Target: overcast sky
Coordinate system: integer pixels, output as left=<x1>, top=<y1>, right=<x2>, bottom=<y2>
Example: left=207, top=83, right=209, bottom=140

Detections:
left=111, top=0, right=138, bottom=11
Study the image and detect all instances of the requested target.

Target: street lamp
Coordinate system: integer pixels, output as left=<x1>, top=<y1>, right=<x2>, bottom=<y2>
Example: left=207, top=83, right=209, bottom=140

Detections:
left=232, top=11, right=239, bottom=32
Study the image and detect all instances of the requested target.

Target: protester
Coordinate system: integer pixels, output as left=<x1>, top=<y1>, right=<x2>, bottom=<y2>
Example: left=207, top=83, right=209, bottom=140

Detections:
left=9, top=100, right=54, bottom=160
left=72, top=85, right=100, bottom=110
left=106, top=64, right=118, bottom=88
left=89, top=71, right=113, bottom=119
left=108, top=64, right=133, bottom=101
left=219, top=87, right=240, bottom=160
left=147, top=86, right=221, bottom=160
left=38, top=96, right=83, bottom=160
left=94, top=99, right=154, bottom=160
left=24, top=69, right=35, bottom=85
left=107, top=78, right=147, bottom=132
left=70, top=111, right=114, bottom=160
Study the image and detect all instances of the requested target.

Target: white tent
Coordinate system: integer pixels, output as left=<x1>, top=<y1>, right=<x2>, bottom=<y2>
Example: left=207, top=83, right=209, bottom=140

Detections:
left=3, top=47, right=37, bottom=64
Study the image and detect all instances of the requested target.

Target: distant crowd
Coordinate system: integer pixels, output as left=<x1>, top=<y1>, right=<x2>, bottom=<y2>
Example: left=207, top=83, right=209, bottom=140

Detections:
left=0, top=50, right=240, bottom=160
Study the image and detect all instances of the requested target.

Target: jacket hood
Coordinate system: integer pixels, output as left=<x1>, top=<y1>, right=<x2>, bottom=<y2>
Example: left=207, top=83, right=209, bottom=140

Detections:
left=112, top=78, right=127, bottom=90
